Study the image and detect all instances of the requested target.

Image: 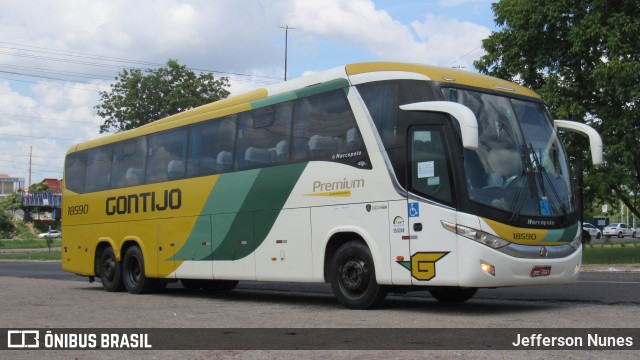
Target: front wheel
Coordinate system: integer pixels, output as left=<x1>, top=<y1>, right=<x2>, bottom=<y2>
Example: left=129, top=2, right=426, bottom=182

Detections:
left=329, top=241, right=387, bottom=309
left=122, top=246, right=157, bottom=294
left=618, top=232, right=624, bottom=238
left=429, top=288, right=477, bottom=303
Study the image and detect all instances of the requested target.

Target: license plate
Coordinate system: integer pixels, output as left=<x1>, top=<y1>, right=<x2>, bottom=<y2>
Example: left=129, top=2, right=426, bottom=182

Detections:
left=531, top=265, right=552, bottom=277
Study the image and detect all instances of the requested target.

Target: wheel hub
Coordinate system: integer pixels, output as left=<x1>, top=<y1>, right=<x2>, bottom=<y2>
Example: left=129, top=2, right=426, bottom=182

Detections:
left=340, top=258, right=368, bottom=293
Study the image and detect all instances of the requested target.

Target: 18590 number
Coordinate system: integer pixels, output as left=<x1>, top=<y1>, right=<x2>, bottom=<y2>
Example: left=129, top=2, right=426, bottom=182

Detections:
left=513, top=233, right=537, bottom=241
left=67, top=204, right=89, bottom=216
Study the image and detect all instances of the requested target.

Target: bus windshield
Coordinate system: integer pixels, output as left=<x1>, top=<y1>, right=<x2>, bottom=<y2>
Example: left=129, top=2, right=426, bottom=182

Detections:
left=442, top=88, right=574, bottom=217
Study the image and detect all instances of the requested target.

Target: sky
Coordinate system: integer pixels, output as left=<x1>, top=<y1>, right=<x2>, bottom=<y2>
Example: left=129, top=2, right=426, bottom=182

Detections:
left=0, top=0, right=498, bottom=186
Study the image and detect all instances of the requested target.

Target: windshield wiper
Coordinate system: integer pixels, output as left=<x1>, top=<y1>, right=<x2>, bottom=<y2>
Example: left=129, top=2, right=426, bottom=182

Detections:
left=528, top=143, right=568, bottom=218
left=509, top=143, right=538, bottom=222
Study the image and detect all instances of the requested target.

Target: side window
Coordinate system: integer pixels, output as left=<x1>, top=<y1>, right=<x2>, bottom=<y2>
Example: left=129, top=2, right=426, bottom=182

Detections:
left=358, top=80, right=434, bottom=149
left=292, top=89, right=364, bottom=163
left=410, top=127, right=453, bottom=204
left=64, top=151, right=87, bottom=193
left=110, top=137, right=147, bottom=188
left=85, top=145, right=113, bottom=193
left=146, top=128, right=188, bottom=183
left=236, top=103, right=292, bottom=170
left=188, top=116, right=236, bottom=176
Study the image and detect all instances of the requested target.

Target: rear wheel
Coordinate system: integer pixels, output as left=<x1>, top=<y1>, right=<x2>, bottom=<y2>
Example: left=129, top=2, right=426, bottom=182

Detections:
left=99, top=247, right=124, bottom=292
left=429, top=288, right=477, bottom=303
left=122, top=246, right=157, bottom=294
left=329, top=241, right=387, bottom=309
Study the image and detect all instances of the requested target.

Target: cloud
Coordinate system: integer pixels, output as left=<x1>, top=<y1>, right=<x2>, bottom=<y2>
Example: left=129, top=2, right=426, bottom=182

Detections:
left=285, top=0, right=490, bottom=67
left=411, top=14, right=491, bottom=67
left=0, top=0, right=494, bottom=183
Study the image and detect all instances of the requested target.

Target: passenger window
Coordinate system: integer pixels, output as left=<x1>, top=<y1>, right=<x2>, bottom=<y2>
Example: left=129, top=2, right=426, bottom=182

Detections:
left=64, top=151, right=87, bottom=193
left=292, top=90, right=363, bottom=161
left=85, top=145, right=113, bottom=192
left=235, top=103, right=292, bottom=170
left=146, top=128, right=188, bottom=183
left=410, top=127, right=453, bottom=204
left=110, top=137, right=146, bottom=188
left=188, top=116, right=236, bottom=176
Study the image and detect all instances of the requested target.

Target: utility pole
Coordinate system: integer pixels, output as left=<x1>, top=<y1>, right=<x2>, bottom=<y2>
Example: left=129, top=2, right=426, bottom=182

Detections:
left=279, top=25, right=295, bottom=81
left=28, top=146, right=32, bottom=190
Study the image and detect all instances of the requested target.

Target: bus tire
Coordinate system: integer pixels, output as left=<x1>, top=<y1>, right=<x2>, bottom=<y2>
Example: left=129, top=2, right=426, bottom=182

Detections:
left=99, top=247, right=124, bottom=292
left=122, top=246, right=157, bottom=294
left=329, top=241, right=387, bottom=309
left=429, top=287, right=477, bottom=303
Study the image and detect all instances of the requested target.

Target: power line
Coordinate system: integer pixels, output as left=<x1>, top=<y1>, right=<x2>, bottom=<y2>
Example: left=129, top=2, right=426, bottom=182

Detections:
left=0, top=75, right=103, bottom=92
left=0, top=133, right=82, bottom=141
left=0, top=153, right=64, bottom=159
left=0, top=112, right=99, bottom=125
left=0, top=41, right=282, bottom=82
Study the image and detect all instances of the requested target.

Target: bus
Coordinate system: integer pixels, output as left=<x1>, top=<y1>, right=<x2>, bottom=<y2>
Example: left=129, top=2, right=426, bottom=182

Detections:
left=62, top=62, right=603, bottom=309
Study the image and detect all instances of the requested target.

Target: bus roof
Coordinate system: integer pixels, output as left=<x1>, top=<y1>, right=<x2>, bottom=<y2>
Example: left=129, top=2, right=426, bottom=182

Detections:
left=70, top=62, right=540, bottom=152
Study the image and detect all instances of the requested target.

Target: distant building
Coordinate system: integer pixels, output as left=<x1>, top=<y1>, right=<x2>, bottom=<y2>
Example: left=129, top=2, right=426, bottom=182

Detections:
left=41, top=178, right=63, bottom=192
left=0, top=174, right=25, bottom=200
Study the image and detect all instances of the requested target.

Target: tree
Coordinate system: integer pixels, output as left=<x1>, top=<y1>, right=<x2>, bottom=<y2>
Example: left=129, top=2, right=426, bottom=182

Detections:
left=96, top=59, right=231, bottom=133
left=474, top=0, right=640, bottom=220
left=29, top=182, right=49, bottom=192
left=0, top=193, right=22, bottom=218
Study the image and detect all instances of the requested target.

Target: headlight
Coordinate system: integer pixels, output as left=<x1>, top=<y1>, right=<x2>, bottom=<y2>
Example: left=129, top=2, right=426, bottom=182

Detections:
left=455, top=224, right=510, bottom=249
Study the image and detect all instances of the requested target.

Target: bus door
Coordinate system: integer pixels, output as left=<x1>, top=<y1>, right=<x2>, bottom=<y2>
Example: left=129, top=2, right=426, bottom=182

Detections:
left=406, top=125, right=459, bottom=286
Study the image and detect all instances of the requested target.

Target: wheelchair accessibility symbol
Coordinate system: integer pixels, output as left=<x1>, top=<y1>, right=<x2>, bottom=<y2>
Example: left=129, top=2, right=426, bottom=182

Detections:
left=408, top=203, right=420, bottom=217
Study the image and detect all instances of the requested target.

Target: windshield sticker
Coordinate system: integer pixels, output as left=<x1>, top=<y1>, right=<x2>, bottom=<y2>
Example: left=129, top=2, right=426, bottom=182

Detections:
left=417, top=161, right=435, bottom=178
left=427, top=177, right=440, bottom=186
left=539, top=198, right=551, bottom=216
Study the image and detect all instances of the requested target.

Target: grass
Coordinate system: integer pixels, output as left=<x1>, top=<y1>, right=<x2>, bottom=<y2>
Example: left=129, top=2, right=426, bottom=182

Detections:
left=0, top=238, right=61, bottom=249
left=0, top=240, right=638, bottom=264
left=0, top=251, right=61, bottom=261
left=582, top=245, right=640, bottom=265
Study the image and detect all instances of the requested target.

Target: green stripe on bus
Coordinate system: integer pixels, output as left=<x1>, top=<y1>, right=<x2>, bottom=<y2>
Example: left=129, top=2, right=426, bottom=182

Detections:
left=541, top=222, right=579, bottom=243
left=172, top=163, right=307, bottom=262
left=250, top=78, right=351, bottom=110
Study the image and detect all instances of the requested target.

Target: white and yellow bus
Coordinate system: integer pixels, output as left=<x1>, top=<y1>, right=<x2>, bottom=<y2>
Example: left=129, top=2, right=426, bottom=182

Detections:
left=62, top=62, right=602, bottom=309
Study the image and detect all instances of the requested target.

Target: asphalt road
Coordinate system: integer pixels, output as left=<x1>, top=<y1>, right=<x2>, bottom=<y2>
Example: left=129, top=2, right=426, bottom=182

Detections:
left=1, top=260, right=639, bottom=359
left=1, top=260, right=639, bottom=305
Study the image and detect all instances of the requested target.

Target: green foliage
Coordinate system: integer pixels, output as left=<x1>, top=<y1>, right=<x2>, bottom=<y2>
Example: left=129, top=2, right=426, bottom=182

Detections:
left=0, top=193, right=22, bottom=216
left=96, top=59, right=231, bottom=133
left=0, top=210, right=15, bottom=238
left=475, top=0, right=640, bottom=219
left=29, top=182, right=50, bottom=192
left=15, top=221, right=36, bottom=241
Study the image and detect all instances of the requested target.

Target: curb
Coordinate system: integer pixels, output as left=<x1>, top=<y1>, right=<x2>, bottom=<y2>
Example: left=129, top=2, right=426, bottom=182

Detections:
left=580, top=264, right=640, bottom=272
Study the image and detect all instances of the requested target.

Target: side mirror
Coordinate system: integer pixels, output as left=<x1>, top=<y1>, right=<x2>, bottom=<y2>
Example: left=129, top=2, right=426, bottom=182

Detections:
left=400, top=102, right=479, bottom=150
left=554, top=120, right=603, bottom=165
